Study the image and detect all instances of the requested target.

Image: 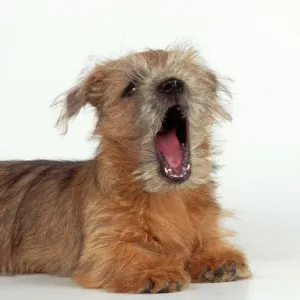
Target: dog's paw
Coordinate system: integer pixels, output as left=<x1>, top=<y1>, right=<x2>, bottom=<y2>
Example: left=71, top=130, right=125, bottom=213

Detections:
left=75, top=259, right=190, bottom=293
left=142, top=279, right=183, bottom=293
left=202, top=261, right=251, bottom=283
left=139, top=269, right=190, bottom=294
left=190, top=248, right=252, bottom=283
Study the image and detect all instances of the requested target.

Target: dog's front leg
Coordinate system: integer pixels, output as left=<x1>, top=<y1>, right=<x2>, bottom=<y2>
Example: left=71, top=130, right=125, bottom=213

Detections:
left=73, top=241, right=190, bottom=293
left=184, top=186, right=252, bottom=283
left=188, top=241, right=252, bottom=283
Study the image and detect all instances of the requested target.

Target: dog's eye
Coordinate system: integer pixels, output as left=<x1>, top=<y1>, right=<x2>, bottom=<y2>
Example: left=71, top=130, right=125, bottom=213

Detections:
left=122, top=81, right=137, bottom=97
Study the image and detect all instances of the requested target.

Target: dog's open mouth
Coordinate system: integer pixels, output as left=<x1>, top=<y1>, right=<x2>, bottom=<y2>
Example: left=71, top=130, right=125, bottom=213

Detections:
left=155, top=105, right=191, bottom=182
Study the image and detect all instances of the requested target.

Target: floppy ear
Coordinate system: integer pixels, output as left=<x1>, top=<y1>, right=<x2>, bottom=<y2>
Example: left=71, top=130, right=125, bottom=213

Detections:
left=54, top=66, right=104, bottom=134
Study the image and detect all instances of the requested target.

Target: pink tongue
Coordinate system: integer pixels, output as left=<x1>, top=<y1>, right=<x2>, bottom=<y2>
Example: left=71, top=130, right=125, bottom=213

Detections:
left=156, top=129, right=183, bottom=168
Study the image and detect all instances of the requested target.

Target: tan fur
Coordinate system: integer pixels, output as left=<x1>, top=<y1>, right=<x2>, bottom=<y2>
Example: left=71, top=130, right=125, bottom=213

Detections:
left=0, top=46, right=251, bottom=293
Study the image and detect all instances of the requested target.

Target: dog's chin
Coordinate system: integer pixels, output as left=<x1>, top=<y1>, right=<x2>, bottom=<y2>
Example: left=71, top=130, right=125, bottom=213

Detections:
left=155, top=105, right=191, bottom=183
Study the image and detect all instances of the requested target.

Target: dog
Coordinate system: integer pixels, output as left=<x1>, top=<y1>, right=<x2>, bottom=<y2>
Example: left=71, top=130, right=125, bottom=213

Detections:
left=0, top=46, right=251, bottom=293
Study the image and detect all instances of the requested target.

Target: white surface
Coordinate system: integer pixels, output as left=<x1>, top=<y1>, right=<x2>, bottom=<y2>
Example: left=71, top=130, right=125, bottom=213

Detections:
left=0, top=0, right=300, bottom=299
left=1, top=257, right=300, bottom=299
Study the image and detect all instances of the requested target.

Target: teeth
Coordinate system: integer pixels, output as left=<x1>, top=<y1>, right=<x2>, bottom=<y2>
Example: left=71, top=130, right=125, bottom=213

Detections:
left=163, top=164, right=191, bottom=176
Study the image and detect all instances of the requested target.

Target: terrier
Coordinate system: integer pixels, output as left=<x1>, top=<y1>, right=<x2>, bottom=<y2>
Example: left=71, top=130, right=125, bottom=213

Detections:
left=0, top=46, right=251, bottom=293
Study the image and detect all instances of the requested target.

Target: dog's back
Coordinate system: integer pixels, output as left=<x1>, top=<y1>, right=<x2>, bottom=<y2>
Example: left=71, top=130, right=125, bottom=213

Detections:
left=0, top=160, right=86, bottom=275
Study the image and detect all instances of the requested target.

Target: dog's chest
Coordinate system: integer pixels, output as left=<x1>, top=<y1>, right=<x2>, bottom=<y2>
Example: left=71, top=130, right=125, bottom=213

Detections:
left=147, top=196, right=196, bottom=256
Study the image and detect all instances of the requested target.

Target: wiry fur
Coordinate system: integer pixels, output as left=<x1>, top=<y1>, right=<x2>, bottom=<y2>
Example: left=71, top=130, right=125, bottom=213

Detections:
left=0, top=46, right=251, bottom=293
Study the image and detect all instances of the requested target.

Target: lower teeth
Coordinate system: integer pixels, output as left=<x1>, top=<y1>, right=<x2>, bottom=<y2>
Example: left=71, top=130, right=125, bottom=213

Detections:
left=163, top=164, right=191, bottom=177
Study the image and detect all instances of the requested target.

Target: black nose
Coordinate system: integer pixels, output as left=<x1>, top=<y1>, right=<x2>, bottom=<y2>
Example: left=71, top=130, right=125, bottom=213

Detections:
left=159, top=78, right=185, bottom=95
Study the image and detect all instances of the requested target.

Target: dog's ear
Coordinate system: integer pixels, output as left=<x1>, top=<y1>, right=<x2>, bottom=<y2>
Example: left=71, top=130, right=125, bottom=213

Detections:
left=55, top=66, right=104, bottom=134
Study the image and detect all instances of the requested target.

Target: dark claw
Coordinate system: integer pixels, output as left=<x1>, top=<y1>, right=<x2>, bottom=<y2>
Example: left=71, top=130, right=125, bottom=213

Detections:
left=230, top=267, right=237, bottom=277
left=158, top=286, right=170, bottom=293
left=158, top=282, right=181, bottom=293
left=175, top=282, right=182, bottom=291
left=230, top=261, right=237, bottom=270
left=142, top=280, right=182, bottom=293
left=141, top=280, right=154, bottom=293
left=213, top=267, right=224, bottom=277
left=229, top=261, right=237, bottom=278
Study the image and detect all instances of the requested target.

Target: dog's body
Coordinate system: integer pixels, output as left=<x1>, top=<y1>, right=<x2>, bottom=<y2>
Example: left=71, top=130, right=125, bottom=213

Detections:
left=0, top=47, right=251, bottom=293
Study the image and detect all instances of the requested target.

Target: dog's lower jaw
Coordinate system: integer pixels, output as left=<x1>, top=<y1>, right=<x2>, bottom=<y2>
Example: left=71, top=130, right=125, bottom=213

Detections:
left=133, top=132, right=213, bottom=193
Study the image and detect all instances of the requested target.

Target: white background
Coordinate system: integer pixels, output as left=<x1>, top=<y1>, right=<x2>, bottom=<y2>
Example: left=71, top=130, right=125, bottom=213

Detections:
left=0, top=0, right=299, bottom=299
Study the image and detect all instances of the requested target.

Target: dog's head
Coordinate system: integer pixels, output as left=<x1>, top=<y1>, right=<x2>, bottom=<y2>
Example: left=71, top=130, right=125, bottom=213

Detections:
left=57, top=46, right=231, bottom=192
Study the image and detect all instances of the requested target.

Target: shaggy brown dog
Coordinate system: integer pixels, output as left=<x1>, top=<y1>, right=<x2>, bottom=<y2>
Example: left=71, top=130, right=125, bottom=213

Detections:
left=0, top=46, right=251, bottom=293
